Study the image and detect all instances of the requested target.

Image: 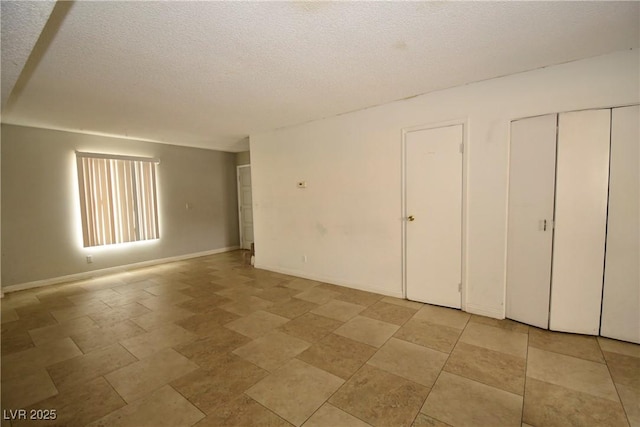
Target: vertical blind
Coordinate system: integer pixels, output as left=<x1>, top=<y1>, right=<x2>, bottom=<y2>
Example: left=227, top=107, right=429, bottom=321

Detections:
left=76, top=152, right=160, bottom=247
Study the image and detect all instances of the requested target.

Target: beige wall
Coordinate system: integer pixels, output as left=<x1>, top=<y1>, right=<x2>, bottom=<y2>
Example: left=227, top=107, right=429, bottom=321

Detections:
left=1, top=125, right=239, bottom=288
left=236, top=150, right=250, bottom=166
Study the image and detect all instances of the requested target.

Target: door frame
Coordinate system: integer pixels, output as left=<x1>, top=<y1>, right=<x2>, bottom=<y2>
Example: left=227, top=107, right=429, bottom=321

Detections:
left=401, top=119, right=469, bottom=310
left=236, top=164, right=252, bottom=250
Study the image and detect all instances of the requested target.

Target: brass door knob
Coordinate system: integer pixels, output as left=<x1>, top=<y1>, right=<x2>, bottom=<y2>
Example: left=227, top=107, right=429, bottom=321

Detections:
left=408, top=215, right=415, bottom=222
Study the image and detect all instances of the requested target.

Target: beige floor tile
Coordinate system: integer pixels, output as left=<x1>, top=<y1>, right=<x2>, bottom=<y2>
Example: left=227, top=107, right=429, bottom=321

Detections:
left=360, top=301, right=418, bottom=326
left=265, top=298, right=319, bottom=319
left=143, top=282, right=191, bottom=296
left=50, top=300, right=111, bottom=323
left=1, top=329, right=34, bottom=355
left=599, top=337, right=640, bottom=359
left=88, top=303, right=151, bottom=327
left=310, top=300, right=366, bottom=322
left=28, top=315, right=98, bottom=346
left=279, top=313, right=343, bottom=343
left=2, top=310, right=57, bottom=335
left=604, top=351, right=640, bottom=388
left=302, top=403, right=371, bottom=427
left=100, top=290, right=155, bottom=308
left=130, top=305, right=194, bottom=330
left=329, top=365, right=429, bottom=427
left=105, top=348, right=199, bottom=403
left=247, top=359, right=344, bottom=426
left=66, top=289, right=122, bottom=304
left=297, top=333, right=377, bottom=380
left=444, top=341, right=526, bottom=395
left=412, top=414, right=451, bottom=427
left=193, top=394, right=292, bottom=427
left=88, top=385, right=204, bottom=427
left=381, top=296, right=425, bottom=310
left=527, top=347, right=619, bottom=401
left=71, top=319, right=146, bottom=353
left=294, top=288, right=341, bottom=305
left=284, top=278, right=321, bottom=292
left=179, top=285, right=227, bottom=300
left=335, top=289, right=384, bottom=307
left=47, top=343, right=137, bottom=390
left=175, top=307, right=240, bottom=331
left=616, top=382, right=640, bottom=427
left=523, top=378, right=628, bottom=427
left=225, top=310, right=289, bottom=339
left=258, top=286, right=303, bottom=303
left=220, top=295, right=273, bottom=316
left=233, top=331, right=311, bottom=372
left=171, top=354, right=268, bottom=413
left=334, top=316, right=399, bottom=348
left=0, top=369, right=58, bottom=410
left=119, top=323, right=197, bottom=359
left=529, top=327, right=604, bottom=363
left=459, top=322, right=528, bottom=358
left=1, top=308, right=19, bottom=323
left=368, top=338, right=448, bottom=387
left=469, top=314, right=529, bottom=333
left=2, top=337, right=83, bottom=380
left=16, top=377, right=125, bottom=427
left=175, top=294, right=231, bottom=313
left=174, top=327, right=250, bottom=369
left=394, top=318, right=462, bottom=353
left=136, top=293, right=194, bottom=310
left=422, top=371, right=522, bottom=427
left=413, top=305, right=470, bottom=330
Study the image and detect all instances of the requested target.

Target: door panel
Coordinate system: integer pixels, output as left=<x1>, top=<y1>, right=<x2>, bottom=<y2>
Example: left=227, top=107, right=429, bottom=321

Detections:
left=550, top=110, right=610, bottom=335
left=238, top=166, right=254, bottom=250
left=506, top=114, right=557, bottom=329
left=601, top=105, right=640, bottom=343
left=406, top=125, right=463, bottom=308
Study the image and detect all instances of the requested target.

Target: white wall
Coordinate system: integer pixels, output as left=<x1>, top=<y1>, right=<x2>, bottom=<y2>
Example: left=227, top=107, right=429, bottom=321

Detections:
left=250, top=49, right=639, bottom=318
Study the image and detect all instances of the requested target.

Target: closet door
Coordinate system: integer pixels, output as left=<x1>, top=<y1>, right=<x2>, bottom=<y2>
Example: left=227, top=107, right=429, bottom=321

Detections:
left=601, top=105, right=639, bottom=344
left=550, top=109, right=610, bottom=335
left=506, top=114, right=557, bottom=329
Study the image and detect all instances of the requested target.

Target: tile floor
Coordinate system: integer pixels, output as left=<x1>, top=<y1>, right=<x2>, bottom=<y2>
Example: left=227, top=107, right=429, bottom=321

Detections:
left=1, top=251, right=638, bottom=426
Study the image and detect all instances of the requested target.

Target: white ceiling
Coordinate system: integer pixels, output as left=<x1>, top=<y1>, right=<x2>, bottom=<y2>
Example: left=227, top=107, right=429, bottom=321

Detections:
left=1, top=1, right=638, bottom=152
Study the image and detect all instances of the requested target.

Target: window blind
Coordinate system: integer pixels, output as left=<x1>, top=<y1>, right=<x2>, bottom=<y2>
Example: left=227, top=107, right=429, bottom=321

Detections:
left=76, top=152, right=160, bottom=247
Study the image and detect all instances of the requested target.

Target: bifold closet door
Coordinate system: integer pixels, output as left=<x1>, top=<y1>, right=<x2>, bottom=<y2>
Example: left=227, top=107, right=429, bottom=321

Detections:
left=506, top=114, right=557, bottom=329
left=601, top=105, right=640, bottom=344
left=550, top=109, right=611, bottom=335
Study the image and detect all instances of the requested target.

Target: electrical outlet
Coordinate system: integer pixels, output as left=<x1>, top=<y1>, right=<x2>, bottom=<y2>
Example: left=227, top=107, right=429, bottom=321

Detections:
left=86, top=255, right=93, bottom=264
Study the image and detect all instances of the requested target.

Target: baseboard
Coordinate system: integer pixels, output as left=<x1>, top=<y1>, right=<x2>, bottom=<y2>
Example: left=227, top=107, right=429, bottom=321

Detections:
left=2, top=246, right=240, bottom=294
left=464, top=302, right=504, bottom=320
left=254, top=263, right=404, bottom=299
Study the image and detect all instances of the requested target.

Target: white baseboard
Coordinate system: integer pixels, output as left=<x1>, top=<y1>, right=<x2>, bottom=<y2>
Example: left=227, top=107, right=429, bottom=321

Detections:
left=2, top=246, right=240, bottom=294
left=464, top=302, right=504, bottom=320
left=254, top=263, right=404, bottom=299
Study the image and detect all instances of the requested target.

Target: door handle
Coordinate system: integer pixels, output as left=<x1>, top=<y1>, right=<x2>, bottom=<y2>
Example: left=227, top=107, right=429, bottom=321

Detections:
left=539, top=219, right=548, bottom=231
left=407, top=215, right=415, bottom=222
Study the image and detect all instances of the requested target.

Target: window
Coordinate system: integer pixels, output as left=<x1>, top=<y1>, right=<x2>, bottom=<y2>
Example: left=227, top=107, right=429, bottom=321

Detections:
left=76, top=152, right=160, bottom=247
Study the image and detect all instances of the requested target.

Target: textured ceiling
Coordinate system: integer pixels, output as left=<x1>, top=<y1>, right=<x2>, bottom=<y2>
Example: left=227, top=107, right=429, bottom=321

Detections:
left=1, top=1, right=638, bottom=152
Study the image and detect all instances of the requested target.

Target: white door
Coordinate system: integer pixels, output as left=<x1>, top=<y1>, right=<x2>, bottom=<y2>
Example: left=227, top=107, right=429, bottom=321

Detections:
left=601, top=105, right=640, bottom=344
left=237, top=165, right=254, bottom=250
left=550, top=109, right=611, bottom=335
left=506, top=114, right=557, bottom=329
left=405, top=124, right=463, bottom=308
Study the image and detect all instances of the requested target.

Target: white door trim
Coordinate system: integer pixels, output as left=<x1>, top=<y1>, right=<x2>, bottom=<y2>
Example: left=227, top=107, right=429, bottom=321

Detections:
left=401, top=118, right=469, bottom=310
left=237, top=164, right=251, bottom=250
